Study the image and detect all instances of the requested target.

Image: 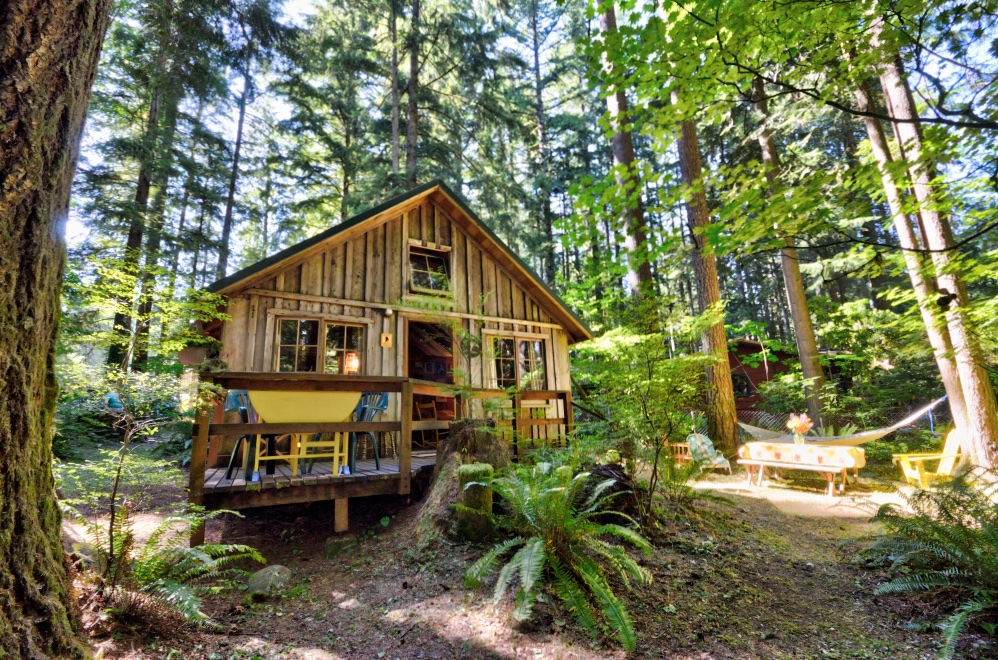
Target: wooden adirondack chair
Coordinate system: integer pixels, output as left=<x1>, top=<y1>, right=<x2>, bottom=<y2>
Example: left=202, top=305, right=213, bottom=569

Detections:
left=893, top=429, right=963, bottom=489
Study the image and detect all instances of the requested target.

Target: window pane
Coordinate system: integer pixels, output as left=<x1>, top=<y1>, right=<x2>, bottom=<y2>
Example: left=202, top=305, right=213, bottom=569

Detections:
left=278, top=346, right=296, bottom=372
left=280, top=320, right=298, bottom=345
left=300, top=320, right=319, bottom=346
left=346, top=326, right=360, bottom=350
left=325, top=351, right=342, bottom=374
left=298, top=345, right=318, bottom=372
left=327, top=324, right=344, bottom=350
left=412, top=270, right=432, bottom=289
left=495, top=338, right=514, bottom=358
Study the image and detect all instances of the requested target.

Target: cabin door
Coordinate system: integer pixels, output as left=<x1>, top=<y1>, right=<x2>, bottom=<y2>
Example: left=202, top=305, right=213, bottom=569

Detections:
left=405, top=321, right=455, bottom=442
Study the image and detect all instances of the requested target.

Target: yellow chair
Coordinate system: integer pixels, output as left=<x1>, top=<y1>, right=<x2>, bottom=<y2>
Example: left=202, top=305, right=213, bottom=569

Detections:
left=893, top=429, right=963, bottom=489
left=298, top=432, right=350, bottom=476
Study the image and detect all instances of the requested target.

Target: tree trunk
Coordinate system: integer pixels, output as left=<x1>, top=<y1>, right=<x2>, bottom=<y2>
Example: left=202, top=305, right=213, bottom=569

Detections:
left=107, top=73, right=164, bottom=367
left=530, top=0, right=556, bottom=284
left=752, top=78, right=826, bottom=427
left=0, top=0, right=112, bottom=653
left=853, top=80, right=971, bottom=441
left=134, top=90, right=180, bottom=367
left=675, top=114, right=739, bottom=456
left=875, top=48, right=998, bottom=465
left=405, top=0, right=420, bottom=188
left=217, top=57, right=252, bottom=281
left=390, top=0, right=401, bottom=183
left=599, top=3, right=654, bottom=296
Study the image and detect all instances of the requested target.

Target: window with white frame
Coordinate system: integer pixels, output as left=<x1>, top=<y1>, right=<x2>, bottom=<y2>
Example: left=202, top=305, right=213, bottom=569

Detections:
left=490, top=336, right=546, bottom=390
left=276, top=318, right=364, bottom=374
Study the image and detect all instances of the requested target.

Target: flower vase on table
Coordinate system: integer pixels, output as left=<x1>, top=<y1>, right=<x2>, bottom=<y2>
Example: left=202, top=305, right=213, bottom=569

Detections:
left=786, top=413, right=813, bottom=445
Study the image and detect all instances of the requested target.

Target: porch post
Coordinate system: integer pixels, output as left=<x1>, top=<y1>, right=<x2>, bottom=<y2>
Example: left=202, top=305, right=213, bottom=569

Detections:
left=189, top=383, right=212, bottom=547
left=399, top=380, right=413, bottom=494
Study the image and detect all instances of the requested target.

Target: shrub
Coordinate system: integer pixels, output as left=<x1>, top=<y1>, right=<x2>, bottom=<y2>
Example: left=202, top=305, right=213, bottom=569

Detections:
left=464, top=462, right=652, bottom=651
left=867, top=469, right=998, bottom=658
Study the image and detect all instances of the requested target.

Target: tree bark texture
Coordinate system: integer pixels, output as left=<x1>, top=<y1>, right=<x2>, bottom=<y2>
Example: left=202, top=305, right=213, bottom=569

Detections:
left=405, top=0, right=420, bottom=188
left=752, top=78, right=826, bottom=427
left=599, top=3, right=654, bottom=296
left=0, top=0, right=112, bottom=654
left=852, top=81, right=972, bottom=444
left=874, top=47, right=998, bottom=465
left=675, top=116, right=739, bottom=456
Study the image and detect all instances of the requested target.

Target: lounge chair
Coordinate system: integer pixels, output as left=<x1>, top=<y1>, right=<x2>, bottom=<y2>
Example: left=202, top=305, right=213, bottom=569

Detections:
left=893, top=428, right=963, bottom=489
left=686, top=433, right=732, bottom=474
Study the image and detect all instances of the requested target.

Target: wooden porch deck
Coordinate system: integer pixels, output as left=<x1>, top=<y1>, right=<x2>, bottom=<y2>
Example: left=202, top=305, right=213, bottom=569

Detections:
left=189, top=372, right=572, bottom=542
left=200, top=451, right=437, bottom=510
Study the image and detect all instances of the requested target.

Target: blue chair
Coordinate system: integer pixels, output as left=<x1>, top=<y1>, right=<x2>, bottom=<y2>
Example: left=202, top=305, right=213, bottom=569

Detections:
left=223, top=390, right=260, bottom=481
left=350, top=392, right=389, bottom=473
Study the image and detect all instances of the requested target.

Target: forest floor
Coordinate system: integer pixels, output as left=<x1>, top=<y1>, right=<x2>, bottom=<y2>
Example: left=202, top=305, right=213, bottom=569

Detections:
left=69, top=448, right=995, bottom=660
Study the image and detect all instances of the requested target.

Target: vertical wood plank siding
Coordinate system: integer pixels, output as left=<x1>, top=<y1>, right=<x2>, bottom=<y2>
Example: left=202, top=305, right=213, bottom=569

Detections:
left=217, top=200, right=573, bottom=393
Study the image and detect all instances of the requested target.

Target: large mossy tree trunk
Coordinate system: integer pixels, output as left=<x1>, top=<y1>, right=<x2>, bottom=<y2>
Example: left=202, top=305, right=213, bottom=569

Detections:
left=0, top=0, right=112, bottom=654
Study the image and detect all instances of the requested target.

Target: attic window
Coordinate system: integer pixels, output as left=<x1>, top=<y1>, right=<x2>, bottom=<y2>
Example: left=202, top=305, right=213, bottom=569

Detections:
left=409, top=246, right=451, bottom=295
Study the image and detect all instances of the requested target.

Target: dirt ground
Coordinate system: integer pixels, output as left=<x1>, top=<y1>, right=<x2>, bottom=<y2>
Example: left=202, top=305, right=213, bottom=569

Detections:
left=83, top=467, right=996, bottom=660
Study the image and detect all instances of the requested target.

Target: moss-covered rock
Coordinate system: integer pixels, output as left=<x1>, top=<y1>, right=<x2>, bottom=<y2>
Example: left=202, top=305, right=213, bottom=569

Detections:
left=456, top=463, right=494, bottom=542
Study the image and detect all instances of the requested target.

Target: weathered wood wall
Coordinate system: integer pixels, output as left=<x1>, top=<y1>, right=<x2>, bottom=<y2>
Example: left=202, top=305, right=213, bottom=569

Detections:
left=218, top=197, right=573, bottom=421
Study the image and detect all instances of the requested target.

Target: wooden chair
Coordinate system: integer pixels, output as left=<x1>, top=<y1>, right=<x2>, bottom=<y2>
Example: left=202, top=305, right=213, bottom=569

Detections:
left=893, top=429, right=963, bottom=489
left=298, top=432, right=349, bottom=476
left=666, top=441, right=692, bottom=464
left=415, top=400, right=439, bottom=449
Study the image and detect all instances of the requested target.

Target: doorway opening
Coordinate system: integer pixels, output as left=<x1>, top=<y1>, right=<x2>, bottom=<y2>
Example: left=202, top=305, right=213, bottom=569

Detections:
left=406, top=321, right=454, bottom=447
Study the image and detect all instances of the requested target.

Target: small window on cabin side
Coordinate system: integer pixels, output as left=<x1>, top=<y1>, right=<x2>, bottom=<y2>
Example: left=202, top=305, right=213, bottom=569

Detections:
left=492, top=336, right=546, bottom=390
left=409, top=247, right=450, bottom=295
left=278, top=319, right=319, bottom=372
left=732, top=373, right=753, bottom=397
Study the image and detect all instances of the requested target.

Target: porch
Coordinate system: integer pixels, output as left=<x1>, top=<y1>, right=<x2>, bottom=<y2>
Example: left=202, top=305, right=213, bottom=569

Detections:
left=189, top=372, right=573, bottom=541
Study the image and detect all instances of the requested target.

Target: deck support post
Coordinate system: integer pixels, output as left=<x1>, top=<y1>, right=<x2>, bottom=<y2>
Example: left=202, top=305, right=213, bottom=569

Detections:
left=398, top=380, right=413, bottom=494
left=562, top=390, right=573, bottom=446
left=512, top=392, right=522, bottom=460
left=334, top=498, right=349, bottom=532
left=189, top=388, right=213, bottom=547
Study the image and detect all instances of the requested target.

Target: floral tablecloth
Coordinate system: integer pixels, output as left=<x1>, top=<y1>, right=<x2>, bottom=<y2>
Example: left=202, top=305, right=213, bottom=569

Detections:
left=737, top=442, right=866, bottom=470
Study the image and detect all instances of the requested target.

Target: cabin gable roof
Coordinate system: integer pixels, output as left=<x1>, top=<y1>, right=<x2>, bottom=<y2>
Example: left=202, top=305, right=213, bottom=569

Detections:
left=207, top=180, right=593, bottom=343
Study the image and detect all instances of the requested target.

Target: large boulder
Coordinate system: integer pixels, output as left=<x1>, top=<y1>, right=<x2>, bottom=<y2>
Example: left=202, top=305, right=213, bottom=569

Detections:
left=247, top=565, right=291, bottom=600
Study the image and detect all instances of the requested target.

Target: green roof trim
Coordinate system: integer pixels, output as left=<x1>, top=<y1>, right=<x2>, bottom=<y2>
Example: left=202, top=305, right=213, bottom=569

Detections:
left=206, top=179, right=592, bottom=340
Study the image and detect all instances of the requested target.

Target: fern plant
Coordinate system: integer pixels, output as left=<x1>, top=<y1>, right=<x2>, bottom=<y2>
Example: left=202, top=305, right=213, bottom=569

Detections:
left=75, top=501, right=264, bottom=625
left=463, top=463, right=652, bottom=651
left=867, top=468, right=998, bottom=658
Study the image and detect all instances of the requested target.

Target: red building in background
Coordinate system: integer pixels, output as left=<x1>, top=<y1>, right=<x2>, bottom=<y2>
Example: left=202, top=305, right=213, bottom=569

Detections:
left=727, top=339, right=793, bottom=411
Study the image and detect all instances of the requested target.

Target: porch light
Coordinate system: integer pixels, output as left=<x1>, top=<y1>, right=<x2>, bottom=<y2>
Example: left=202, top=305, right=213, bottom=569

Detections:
left=345, top=352, right=361, bottom=374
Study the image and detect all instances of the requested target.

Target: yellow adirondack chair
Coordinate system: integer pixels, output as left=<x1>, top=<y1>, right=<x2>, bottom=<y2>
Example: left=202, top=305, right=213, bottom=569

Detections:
left=893, top=429, right=963, bottom=488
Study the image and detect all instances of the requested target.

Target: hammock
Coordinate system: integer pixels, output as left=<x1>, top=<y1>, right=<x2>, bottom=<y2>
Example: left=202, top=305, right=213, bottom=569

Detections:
left=737, top=397, right=947, bottom=446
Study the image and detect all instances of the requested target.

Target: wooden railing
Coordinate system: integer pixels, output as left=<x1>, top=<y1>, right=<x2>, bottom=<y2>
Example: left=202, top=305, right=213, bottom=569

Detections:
left=189, top=373, right=574, bottom=533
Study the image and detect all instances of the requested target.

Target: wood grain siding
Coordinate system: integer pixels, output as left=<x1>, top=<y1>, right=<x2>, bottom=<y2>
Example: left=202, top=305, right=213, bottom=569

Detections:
left=217, top=199, right=575, bottom=397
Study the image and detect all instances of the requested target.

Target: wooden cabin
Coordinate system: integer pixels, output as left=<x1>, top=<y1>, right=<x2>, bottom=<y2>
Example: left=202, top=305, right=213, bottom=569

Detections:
left=189, top=181, right=592, bottom=537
